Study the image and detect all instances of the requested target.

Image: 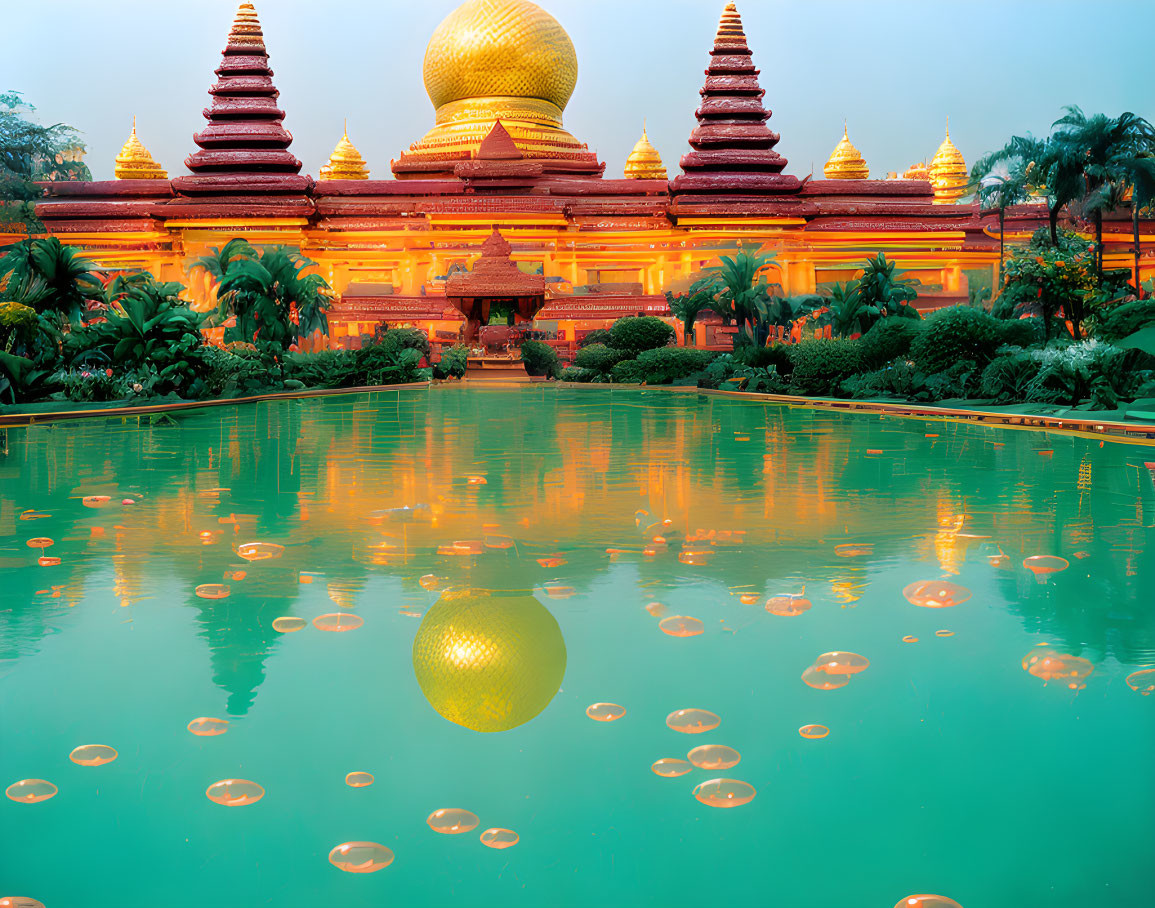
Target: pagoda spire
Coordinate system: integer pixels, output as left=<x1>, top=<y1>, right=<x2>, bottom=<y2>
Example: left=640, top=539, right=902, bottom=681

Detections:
left=671, top=3, right=802, bottom=209
left=171, top=2, right=311, bottom=211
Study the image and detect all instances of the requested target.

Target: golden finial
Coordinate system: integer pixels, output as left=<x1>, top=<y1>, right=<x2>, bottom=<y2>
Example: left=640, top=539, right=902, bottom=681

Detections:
left=319, top=125, right=370, bottom=180
left=823, top=123, right=868, bottom=180
left=114, top=118, right=167, bottom=180
left=929, top=120, right=967, bottom=204
left=624, top=124, right=667, bottom=180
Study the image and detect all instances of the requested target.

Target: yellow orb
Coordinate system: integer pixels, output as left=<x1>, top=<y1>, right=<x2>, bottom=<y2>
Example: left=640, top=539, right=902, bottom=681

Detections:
left=423, top=0, right=578, bottom=112
left=412, top=589, right=566, bottom=733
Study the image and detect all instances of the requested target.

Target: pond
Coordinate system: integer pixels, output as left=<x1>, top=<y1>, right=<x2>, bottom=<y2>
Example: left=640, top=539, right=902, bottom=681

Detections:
left=1, top=387, right=1152, bottom=907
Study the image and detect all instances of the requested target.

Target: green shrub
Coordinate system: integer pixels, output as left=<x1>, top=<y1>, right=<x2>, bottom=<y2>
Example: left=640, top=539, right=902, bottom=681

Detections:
left=573, top=343, right=624, bottom=375
left=998, top=317, right=1044, bottom=348
left=284, top=350, right=359, bottom=388
left=910, top=307, right=1006, bottom=374
left=354, top=344, right=430, bottom=385
left=841, top=361, right=928, bottom=401
left=1095, top=299, right=1155, bottom=343
left=703, top=353, right=788, bottom=393
left=609, top=316, right=675, bottom=356
left=577, top=329, right=612, bottom=349
left=56, top=366, right=133, bottom=402
left=924, top=360, right=981, bottom=401
left=732, top=343, right=793, bottom=375
left=377, top=327, right=430, bottom=359
left=559, top=365, right=597, bottom=382
left=788, top=339, right=863, bottom=396
left=980, top=352, right=1043, bottom=403
left=434, top=344, right=469, bottom=379
left=634, top=347, right=714, bottom=384
left=203, top=344, right=277, bottom=397
left=858, top=317, right=923, bottom=368
left=609, top=359, right=646, bottom=384
left=519, top=339, right=559, bottom=377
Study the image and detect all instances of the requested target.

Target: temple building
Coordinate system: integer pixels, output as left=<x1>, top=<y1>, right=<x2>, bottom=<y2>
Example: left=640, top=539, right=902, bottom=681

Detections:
left=20, top=0, right=1155, bottom=348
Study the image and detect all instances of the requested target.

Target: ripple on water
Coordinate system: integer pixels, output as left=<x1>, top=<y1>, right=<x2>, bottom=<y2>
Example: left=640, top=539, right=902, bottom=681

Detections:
left=799, top=724, right=830, bottom=739
left=893, top=897, right=964, bottom=908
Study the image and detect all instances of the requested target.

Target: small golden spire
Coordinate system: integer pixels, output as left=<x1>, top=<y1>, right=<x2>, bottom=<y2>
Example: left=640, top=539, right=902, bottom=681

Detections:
left=319, top=125, right=370, bottom=180
left=929, top=119, right=967, bottom=204
left=823, top=123, right=869, bottom=180
left=229, top=2, right=265, bottom=47
left=624, top=124, right=667, bottom=180
left=114, top=118, right=167, bottom=180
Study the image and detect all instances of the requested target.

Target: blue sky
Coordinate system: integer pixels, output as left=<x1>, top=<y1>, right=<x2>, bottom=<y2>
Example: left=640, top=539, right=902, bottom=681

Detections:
left=7, top=0, right=1154, bottom=182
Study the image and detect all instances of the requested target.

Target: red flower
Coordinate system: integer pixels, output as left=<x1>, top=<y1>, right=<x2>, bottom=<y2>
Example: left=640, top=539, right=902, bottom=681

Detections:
left=106, top=369, right=113, bottom=377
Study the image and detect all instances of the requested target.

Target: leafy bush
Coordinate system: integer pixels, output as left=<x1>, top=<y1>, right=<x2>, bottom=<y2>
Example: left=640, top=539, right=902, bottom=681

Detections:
left=377, top=327, right=430, bottom=359
left=731, top=343, right=793, bottom=375
left=702, top=353, right=788, bottom=393
left=980, top=352, right=1043, bottom=403
left=354, top=344, right=429, bottom=385
left=841, top=361, right=928, bottom=401
left=910, top=307, right=1006, bottom=374
left=924, top=360, right=981, bottom=401
left=434, top=344, right=469, bottom=379
left=519, top=339, right=559, bottom=377
left=1025, top=341, right=1142, bottom=409
left=0, top=301, right=39, bottom=352
left=788, top=339, right=863, bottom=396
left=608, top=316, right=675, bottom=356
left=577, top=329, right=611, bottom=349
left=634, top=347, right=714, bottom=384
left=1095, top=299, right=1155, bottom=343
left=202, top=344, right=274, bottom=397
left=559, top=365, right=597, bottom=382
left=999, top=317, right=1045, bottom=348
left=858, top=317, right=924, bottom=368
left=609, top=359, right=646, bottom=384
left=573, top=343, right=624, bottom=375
left=284, top=350, right=359, bottom=389
left=55, top=366, right=133, bottom=402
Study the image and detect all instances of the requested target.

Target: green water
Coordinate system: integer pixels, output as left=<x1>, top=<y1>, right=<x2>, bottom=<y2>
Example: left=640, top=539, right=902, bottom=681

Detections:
left=1, top=387, right=1152, bottom=908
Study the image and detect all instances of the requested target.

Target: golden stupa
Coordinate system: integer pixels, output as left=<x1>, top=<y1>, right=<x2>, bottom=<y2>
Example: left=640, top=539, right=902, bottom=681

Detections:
left=624, top=127, right=667, bottom=180
left=319, top=125, right=370, bottom=180
left=114, top=117, right=167, bottom=180
left=929, top=122, right=968, bottom=204
left=903, top=161, right=930, bottom=181
left=230, top=2, right=264, bottom=47
left=823, top=125, right=869, bottom=180
left=395, top=0, right=596, bottom=171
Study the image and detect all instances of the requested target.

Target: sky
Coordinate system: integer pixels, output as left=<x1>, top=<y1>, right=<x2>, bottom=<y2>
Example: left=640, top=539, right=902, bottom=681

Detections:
left=6, top=0, right=1154, bottom=182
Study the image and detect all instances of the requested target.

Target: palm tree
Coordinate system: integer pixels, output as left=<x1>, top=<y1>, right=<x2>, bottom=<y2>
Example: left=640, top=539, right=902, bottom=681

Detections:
left=856, top=253, right=921, bottom=318
left=708, top=247, right=779, bottom=339
left=666, top=274, right=720, bottom=345
left=188, top=238, right=258, bottom=288
left=970, top=152, right=1034, bottom=279
left=1111, top=153, right=1155, bottom=296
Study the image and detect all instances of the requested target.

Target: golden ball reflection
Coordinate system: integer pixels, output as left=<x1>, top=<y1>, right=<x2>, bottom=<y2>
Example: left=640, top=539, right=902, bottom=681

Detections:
left=412, top=589, right=566, bottom=733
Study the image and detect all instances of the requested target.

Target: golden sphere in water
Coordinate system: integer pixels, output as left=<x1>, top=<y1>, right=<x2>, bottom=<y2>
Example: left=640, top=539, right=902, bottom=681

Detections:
left=412, top=589, right=566, bottom=733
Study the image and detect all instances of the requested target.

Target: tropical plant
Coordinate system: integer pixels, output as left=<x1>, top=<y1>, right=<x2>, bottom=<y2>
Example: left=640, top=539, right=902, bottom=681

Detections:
left=0, top=236, right=102, bottom=326
left=999, top=229, right=1097, bottom=339
left=856, top=253, right=922, bottom=318
left=434, top=344, right=469, bottom=379
left=666, top=275, right=720, bottom=344
left=706, top=247, right=779, bottom=337
left=749, top=293, right=825, bottom=342
left=188, top=238, right=258, bottom=288
left=858, top=317, right=924, bottom=369
left=971, top=147, right=1040, bottom=276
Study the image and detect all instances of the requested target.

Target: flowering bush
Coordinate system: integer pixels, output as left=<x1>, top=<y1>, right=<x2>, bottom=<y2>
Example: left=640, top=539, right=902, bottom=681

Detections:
left=56, top=367, right=133, bottom=402
left=998, top=229, right=1097, bottom=338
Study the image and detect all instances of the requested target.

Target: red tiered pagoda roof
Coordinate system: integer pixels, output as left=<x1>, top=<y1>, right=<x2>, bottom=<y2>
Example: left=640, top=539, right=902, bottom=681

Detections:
left=169, top=2, right=311, bottom=216
left=671, top=2, right=803, bottom=215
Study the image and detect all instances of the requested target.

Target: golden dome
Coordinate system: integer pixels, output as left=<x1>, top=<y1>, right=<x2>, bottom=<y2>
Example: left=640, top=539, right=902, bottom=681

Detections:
left=114, top=117, right=167, bottom=180
left=319, top=125, right=370, bottom=180
left=823, top=125, right=869, bottom=180
left=411, top=589, right=566, bottom=733
left=903, top=161, right=930, bottom=181
left=423, top=0, right=578, bottom=113
left=624, top=126, right=667, bottom=180
left=929, top=122, right=968, bottom=204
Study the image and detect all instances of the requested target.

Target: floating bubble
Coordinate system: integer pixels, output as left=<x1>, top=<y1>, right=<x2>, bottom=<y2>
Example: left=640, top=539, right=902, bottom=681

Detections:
left=419, top=574, right=446, bottom=591
left=536, top=557, right=567, bottom=568
left=5, top=780, right=57, bottom=804
left=687, top=744, right=741, bottom=770
left=666, top=708, right=721, bottom=734
left=328, top=841, right=394, bottom=873
left=813, top=651, right=870, bottom=675
left=902, top=635, right=919, bottom=643
left=765, top=596, right=811, bottom=617
left=0, top=897, right=46, bottom=908
left=25, top=538, right=53, bottom=549
left=835, top=543, right=873, bottom=557
left=1125, top=667, right=1155, bottom=696
left=36, top=556, right=61, bottom=567
left=651, top=758, right=694, bottom=777
left=903, top=580, right=972, bottom=609
left=466, top=476, right=487, bottom=485
left=427, top=808, right=479, bottom=834
left=345, top=772, right=374, bottom=788
left=659, top=615, right=704, bottom=637
left=799, top=724, right=830, bottom=739
left=69, top=744, right=118, bottom=767
left=586, top=702, right=626, bottom=722
left=935, top=630, right=955, bottom=638
left=272, top=616, right=307, bottom=633
left=644, top=601, right=668, bottom=617
left=313, top=613, right=364, bottom=632
left=738, top=594, right=761, bottom=605
left=195, top=583, right=230, bottom=600
left=692, top=778, right=756, bottom=809
left=205, top=779, right=264, bottom=806
left=1023, top=555, right=1069, bottom=582
left=802, top=666, right=850, bottom=690
left=480, top=828, right=519, bottom=849
left=187, top=717, right=229, bottom=737
left=893, top=896, right=964, bottom=908
left=1022, top=646, right=1094, bottom=689
left=236, top=542, right=284, bottom=562
left=82, top=495, right=112, bottom=508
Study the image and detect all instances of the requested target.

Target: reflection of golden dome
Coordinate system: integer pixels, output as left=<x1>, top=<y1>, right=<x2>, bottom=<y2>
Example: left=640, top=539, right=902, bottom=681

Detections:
left=823, top=126, right=869, bottom=180
left=929, top=122, right=967, bottom=204
left=114, top=117, right=167, bottom=180
left=319, top=126, right=370, bottom=180
left=412, top=589, right=566, bottom=733
left=423, top=0, right=577, bottom=113
left=624, top=127, right=667, bottom=180
left=394, top=0, right=598, bottom=175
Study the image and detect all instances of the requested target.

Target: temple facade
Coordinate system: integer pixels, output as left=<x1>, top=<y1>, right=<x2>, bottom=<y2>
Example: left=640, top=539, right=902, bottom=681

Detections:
left=22, top=0, right=1155, bottom=346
